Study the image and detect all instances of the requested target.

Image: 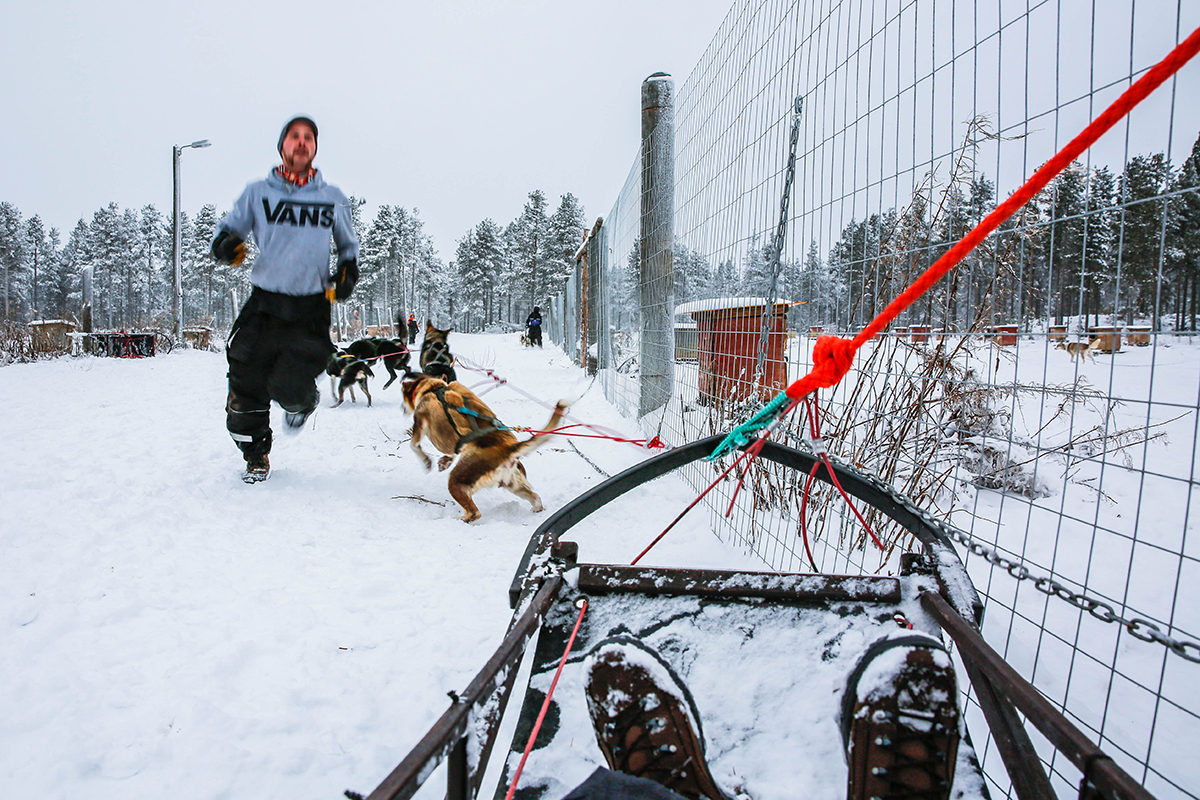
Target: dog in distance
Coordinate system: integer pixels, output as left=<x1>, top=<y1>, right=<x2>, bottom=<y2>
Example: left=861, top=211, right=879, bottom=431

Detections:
left=1055, top=337, right=1102, bottom=363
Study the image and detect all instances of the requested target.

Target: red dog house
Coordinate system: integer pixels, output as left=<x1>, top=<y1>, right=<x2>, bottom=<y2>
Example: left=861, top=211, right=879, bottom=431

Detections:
left=678, top=298, right=791, bottom=404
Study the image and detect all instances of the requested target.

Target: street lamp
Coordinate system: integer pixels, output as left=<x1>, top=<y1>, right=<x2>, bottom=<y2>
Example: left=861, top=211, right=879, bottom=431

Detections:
left=173, top=139, right=211, bottom=344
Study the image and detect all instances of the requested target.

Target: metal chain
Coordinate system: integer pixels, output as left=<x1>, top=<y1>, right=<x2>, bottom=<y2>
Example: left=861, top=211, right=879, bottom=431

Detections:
left=753, top=95, right=805, bottom=387
left=945, top=528, right=1200, bottom=663
left=801, top=448, right=1200, bottom=664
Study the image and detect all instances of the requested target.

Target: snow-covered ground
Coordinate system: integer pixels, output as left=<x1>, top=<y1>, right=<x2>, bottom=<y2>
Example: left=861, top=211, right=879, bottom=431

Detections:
left=5, top=329, right=1197, bottom=799
left=0, top=333, right=767, bottom=799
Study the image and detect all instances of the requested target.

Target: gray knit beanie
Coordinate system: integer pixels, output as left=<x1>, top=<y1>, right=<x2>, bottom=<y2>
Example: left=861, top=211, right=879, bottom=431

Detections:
left=278, top=116, right=318, bottom=155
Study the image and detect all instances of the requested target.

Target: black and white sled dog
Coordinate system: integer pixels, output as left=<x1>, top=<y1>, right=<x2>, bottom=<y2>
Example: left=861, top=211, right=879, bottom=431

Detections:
left=346, top=336, right=412, bottom=389
left=419, top=321, right=458, bottom=383
left=326, top=351, right=375, bottom=407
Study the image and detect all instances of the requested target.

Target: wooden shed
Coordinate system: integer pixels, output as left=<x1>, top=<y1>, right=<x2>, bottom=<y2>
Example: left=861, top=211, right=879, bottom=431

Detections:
left=28, top=319, right=77, bottom=351
left=677, top=297, right=791, bottom=404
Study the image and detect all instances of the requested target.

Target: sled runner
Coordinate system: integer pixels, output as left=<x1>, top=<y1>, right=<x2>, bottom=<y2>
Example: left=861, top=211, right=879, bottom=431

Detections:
left=352, top=436, right=1158, bottom=800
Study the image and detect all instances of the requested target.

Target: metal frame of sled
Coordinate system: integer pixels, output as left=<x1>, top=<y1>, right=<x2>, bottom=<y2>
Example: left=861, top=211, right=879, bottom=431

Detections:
left=353, top=435, right=1157, bottom=800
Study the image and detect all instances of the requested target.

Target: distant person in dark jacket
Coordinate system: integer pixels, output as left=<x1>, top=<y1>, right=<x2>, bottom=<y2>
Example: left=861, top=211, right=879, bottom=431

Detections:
left=526, top=307, right=543, bottom=348
left=212, top=115, right=359, bottom=483
left=407, top=314, right=418, bottom=345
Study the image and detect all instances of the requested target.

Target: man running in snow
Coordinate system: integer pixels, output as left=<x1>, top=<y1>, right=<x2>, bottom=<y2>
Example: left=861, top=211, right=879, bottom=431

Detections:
left=212, top=115, right=360, bottom=483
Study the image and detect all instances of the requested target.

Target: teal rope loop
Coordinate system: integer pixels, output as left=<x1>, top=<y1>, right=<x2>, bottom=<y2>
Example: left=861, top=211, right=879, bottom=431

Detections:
left=706, top=391, right=793, bottom=461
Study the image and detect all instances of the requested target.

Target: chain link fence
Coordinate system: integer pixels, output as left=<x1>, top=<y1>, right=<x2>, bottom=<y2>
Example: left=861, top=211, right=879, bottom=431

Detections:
left=547, top=1, right=1200, bottom=797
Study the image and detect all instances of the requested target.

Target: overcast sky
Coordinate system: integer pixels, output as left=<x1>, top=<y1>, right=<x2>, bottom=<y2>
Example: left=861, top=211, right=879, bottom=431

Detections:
left=0, top=0, right=734, bottom=258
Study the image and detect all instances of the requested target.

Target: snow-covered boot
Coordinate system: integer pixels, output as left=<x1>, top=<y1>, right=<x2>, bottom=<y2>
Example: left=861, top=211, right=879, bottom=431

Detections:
left=841, top=631, right=960, bottom=800
left=584, top=636, right=731, bottom=800
left=242, top=453, right=270, bottom=483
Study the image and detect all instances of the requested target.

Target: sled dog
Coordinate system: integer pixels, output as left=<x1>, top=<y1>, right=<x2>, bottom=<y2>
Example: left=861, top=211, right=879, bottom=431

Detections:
left=347, top=337, right=411, bottom=389
left=1055, top=338, right=1102, bottom=363
left=419, top=321, right=458, bottom=383
left=401, top=372, right=569, bottom=522
left=327, top=351, right=375, bottom=407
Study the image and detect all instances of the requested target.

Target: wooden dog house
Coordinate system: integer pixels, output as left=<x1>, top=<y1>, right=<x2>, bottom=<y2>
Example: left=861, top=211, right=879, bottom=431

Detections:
left=1126, top=326, right=1152, bottom=346
left=677, top=297, right=791, bottom=404
left=28, top=319, right=77, bottom=350
left=989, top=325, right=1019, bottom=346
left=1088, top=326, right=1122, bottom=353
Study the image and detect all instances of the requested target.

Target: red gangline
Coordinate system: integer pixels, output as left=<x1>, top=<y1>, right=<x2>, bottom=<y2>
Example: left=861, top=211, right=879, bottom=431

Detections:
left=455, top=356, right=665, bottom=449
left=630, top=445, right=761, bottom=565
left=504, top=599, right=588, bottom=800
left=517, top=423, right=663, bottom=449
left=799, top=396, right=884, bottom=553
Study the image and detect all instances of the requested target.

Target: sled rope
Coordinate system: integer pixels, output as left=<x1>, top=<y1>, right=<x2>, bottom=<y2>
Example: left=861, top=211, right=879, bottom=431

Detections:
left=454, top=356, right=667, bottom=450
left=709, top=24, right=1200, bottom=463
left=795, top=396, right=884, bottom=568
left=434, top=397, right=660, bottom=449
left=629, top=444, right=762, bottom=565
left=504, top=599, right=588, bottom=800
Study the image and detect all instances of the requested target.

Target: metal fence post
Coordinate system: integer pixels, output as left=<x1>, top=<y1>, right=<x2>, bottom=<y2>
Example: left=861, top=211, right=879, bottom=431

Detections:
left=586, top=219, right=606, bottom=374
left=640, top=72, right=675, bottom=417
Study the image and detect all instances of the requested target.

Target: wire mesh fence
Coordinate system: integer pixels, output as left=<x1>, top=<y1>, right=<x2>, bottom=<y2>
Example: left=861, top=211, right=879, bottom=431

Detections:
left=547, top=1, right=1200, bottom=797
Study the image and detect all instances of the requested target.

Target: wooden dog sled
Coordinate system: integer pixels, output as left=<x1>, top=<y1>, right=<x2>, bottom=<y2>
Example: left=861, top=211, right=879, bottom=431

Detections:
left=350, top=436, right=1158, bottom=800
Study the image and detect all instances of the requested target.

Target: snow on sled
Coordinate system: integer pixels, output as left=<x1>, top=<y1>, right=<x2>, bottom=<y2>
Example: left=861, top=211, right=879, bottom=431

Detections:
left=352, top=436, right=1158, bottom=800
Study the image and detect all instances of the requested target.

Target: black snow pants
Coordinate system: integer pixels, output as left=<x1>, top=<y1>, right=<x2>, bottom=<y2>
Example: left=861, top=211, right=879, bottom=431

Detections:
left=226, top=287, right=334, bottom=457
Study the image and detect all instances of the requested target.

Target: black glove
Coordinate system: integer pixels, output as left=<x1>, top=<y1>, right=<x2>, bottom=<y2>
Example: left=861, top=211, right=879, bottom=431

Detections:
left=212, top=231, right=246, bottom=266
left=332, top=258, right=358, bottom=300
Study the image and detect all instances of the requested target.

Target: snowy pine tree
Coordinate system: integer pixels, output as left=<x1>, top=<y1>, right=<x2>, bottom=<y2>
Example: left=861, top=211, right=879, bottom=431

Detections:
left=509, top=190, right=551, bottom=312
left=1118, top=153, right=1172, bottom=323
left=546, top=193, right=586, bottom=293
left=1168, top=132, right=1200, bottom=331
left=24, top=216, right=49, bottom=319
left=0, top=202, right=25, bottom=319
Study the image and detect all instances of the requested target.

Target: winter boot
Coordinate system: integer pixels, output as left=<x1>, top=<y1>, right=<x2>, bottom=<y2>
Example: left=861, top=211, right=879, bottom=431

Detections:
left=283, top=405, right=315, bottom=432
left=841, top=631, right=961, bottom=800
left=242, top=453, right=270, bottom=484
left=283, top=390, right=319, bottom=433
left=584, top=636, right=731, bottom=800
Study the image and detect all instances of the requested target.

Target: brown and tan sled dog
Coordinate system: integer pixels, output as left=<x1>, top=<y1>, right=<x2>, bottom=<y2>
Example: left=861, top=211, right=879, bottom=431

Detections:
left=401, top=372, right=569, bottom=522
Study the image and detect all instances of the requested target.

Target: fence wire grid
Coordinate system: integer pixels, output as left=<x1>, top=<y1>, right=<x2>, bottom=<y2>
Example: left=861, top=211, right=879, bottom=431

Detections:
left=546, top=1, right=1200, bottom=798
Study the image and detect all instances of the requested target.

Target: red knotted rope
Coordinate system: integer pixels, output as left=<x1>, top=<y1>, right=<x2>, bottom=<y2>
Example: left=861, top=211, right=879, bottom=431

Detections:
left=782, top=25, right=1200, bottom=403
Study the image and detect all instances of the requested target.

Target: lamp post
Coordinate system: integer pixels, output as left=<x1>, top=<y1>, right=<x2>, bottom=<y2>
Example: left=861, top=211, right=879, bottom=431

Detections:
left=173, top=139, right=211, bottom=344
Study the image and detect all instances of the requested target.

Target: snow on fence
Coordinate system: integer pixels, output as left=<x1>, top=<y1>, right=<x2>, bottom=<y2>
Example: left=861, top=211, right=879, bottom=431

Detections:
left=547, top=1, right=1200, bottom=798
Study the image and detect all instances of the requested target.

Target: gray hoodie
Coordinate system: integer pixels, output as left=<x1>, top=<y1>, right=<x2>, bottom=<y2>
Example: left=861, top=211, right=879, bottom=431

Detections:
left=215, top=169, right=360, bottom=296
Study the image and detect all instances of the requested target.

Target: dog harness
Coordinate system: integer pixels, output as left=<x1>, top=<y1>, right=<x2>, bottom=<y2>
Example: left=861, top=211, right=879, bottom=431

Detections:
left=421, top=339, right=455, bottom=370
left=432, top=385, right=506, bottom=453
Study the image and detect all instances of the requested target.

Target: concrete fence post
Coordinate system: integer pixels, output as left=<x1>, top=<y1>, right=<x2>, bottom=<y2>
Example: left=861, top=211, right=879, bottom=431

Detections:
left=640, top=72, right=675, bottom=418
